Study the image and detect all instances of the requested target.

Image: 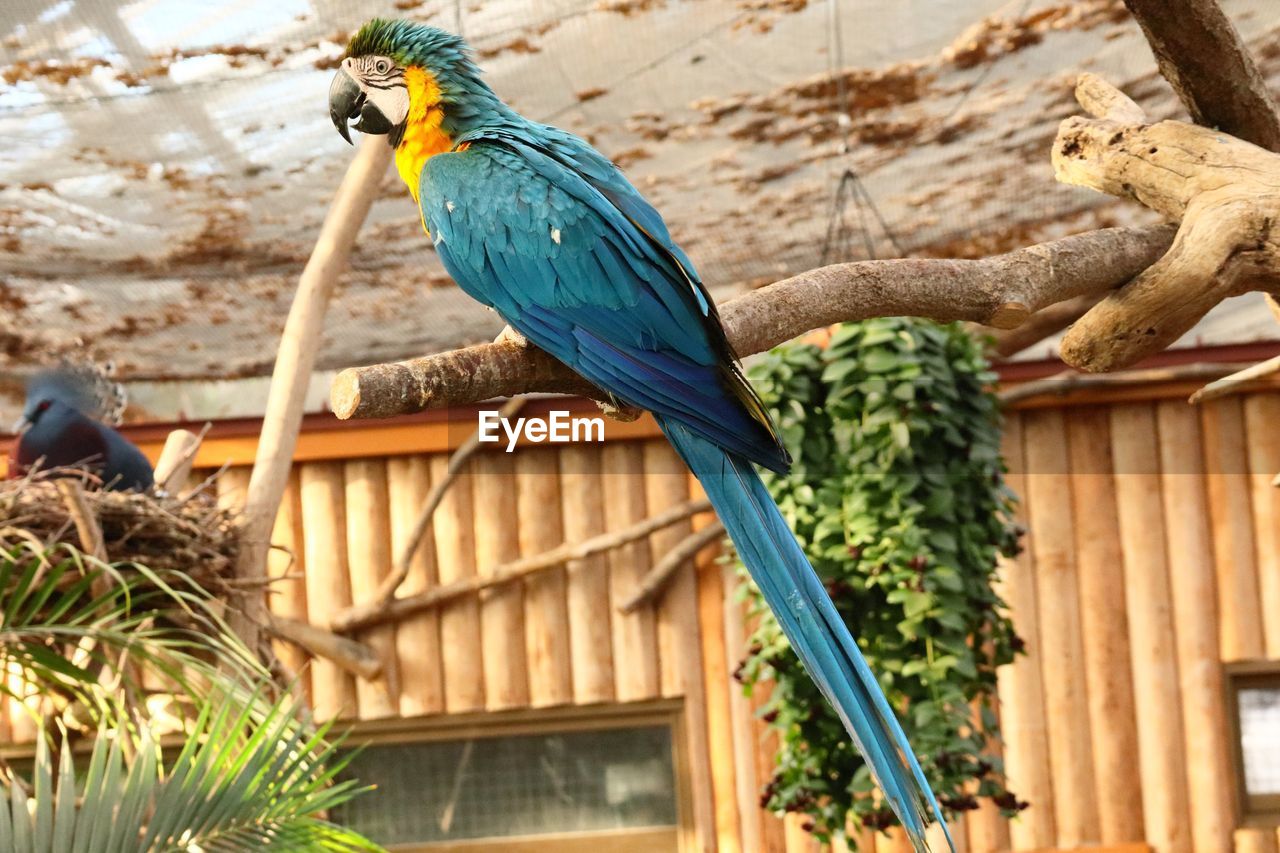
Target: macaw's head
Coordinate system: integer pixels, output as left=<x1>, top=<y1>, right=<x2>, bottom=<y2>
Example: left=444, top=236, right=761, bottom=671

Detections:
left=329, top=19, right=495, bottom=148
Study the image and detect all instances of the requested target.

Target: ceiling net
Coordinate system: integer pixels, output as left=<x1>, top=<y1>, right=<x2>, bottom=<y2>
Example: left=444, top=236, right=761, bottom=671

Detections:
left=2, top=0, right=1277, bottom=384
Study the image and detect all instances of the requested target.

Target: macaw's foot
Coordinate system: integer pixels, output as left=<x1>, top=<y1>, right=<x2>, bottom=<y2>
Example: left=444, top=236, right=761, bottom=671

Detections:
left=595, top=398, right=643, bottom=422
left=494, top=325, right=527, bottom=347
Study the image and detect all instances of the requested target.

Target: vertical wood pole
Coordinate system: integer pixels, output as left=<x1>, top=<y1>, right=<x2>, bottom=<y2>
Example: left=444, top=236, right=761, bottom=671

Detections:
left=387, top=455, right=445, bottom=716
left=232, top=137, right=391, bottom=650
left=1109, top=403, right=1191, bottom=853
left=722, top=567, right=763, bottom=853
left=785, top=814, right=821, bottom=853
left=1156, top=402, right=1235, bottom=853
left=515, top=449, right=572, bottom=708
left=993, top=414, right=1055, bottom=849
left=964, top=694, right=1010, bottom=853
left=644, top=440, right=715, bottom=853
left=1242, top=394, right=1280, bottom=656
left=268, top=472, right=310, bottom=700
left=1235, top=828, right=1280, bottom=853
left=472, top=452, right=530, bottom=710
left=1201, top=398, right=1266, bottom=660
left=691, top=476, right=742, bottom=853
left=430, top=453, right=484, bottom=713
left=343, top=458, right=397, bottom=719
left=1022, top=409, right=1099, bottom=847
left=602, top=443, right=660, bottom=701
left=1064, top=408, right=1144, bottom=844
left=560, top=444, right=615, bottom=703
left=299, top=461, right=356, bottom=719
left=749, top=664, right=788, bottom=852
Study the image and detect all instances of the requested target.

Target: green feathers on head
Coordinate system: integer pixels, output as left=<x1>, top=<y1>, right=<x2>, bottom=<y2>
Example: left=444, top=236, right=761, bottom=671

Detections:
left=346, top=19, right=471, bottom=75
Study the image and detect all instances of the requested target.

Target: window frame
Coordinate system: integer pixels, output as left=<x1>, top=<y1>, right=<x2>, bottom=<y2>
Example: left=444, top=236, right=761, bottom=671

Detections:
left=339, top=698, right=696, bottom=853
left=1225, top=660, right=1280, bottom=827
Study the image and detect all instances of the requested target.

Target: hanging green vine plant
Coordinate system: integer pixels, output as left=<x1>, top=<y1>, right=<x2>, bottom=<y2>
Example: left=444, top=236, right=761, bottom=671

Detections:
left=735, top=317, right=1026, bottom=844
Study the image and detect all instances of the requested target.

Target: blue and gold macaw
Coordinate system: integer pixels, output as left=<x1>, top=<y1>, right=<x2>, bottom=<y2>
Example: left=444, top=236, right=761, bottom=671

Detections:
left=330, top=20, right=950, bottom=849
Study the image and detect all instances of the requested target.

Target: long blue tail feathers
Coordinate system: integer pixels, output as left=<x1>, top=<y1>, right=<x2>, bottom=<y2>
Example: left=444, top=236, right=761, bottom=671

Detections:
left=660, top=419, right=954, bottom=853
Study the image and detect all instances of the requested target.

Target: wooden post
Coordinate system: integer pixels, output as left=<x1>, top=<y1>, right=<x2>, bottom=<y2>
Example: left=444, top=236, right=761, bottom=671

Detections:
left=602, top=443, right=660, bottom=702
left=268, top=471, right=310, bottom=700
left=1235, top=828, right=1280, bottom=853
left=559, top=444, right=614, bottom=704
left=993, top=413, right=1056, bottom=850
left=515, top=449, right=572, bottom=708
left=1156, top=402, right=1236, bottom=853
left=344, top=459, right=398, bottom=719
left=387, top=455, right=445, bottom=716
left=1064, top=408, right=1144, bottom=844
left=153, top=428, right=203, bottom=493
left=723, top=568, right=763, bottom=853
left=1201, top=398, right=1267, bottom=660
left=692, top=476, right=742, bottom=853
left=644, top=440, right=715, bottom=853
left=1242, top=394, right=1280, bottom=656
left=1109, top=403, right=1192, bottom=853
left=472, top=452, right=530, bottom=710
left=430, top=453, right=485, bottom=713
left=232, top=137, right=391, bottom=652
left=1022, top=409, right=1099, bottom=847
left=299, top=461, right=357, bottom=719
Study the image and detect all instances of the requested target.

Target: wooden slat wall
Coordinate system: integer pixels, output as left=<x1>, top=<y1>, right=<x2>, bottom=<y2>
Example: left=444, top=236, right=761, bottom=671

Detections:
left=21, top=388, right=1280, bottom=853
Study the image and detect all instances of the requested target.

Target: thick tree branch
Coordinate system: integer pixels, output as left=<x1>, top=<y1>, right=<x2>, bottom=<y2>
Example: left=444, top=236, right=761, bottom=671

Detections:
left=1054, top=75, right=1280, bottom=372
left=1123, top=0, right=1280, bottom=153
left=333, top=225, right=1173, bottom=418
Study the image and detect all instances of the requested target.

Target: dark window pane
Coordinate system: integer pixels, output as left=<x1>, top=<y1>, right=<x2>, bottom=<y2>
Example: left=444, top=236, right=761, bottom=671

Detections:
left=331, top=724, right=677, bottom=845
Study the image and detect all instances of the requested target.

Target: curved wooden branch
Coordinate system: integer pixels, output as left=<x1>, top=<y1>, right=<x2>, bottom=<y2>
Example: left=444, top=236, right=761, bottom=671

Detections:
left=333, top=225, right=1174, bottom=418
left=334, top=497, right=711, bottom=634
left=618, top=521, right=724, bottom=614
left=1053, top=74, right=1280, bottom=373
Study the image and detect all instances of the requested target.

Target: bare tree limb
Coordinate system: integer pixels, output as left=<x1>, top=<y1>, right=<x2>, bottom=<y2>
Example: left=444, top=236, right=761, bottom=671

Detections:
left=1054, top=75, right=1280, bottom=373
left=984, top=292, right=1107, bottom=360
left=618, top=521, right=724, bottom=614
left=1123, top=0, right=1280, bottom=153
left=152, top=424, right=209, bottom=495
left=1188, top=355, right=1280, bottom=404
left=335, top=497, right=711, bottom=634
left=333, top=225, right=1174, bottom=419
left=998, top=362, right=1247, bottom=405
left=331, top=396, right=526, bottom=633
left=55, top=479, right=105, bottom=562
left=265, top=613, right=383, bottom=680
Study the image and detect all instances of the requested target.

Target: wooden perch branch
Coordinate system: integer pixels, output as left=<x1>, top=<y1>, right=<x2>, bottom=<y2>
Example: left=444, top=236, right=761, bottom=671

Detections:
left=232, top=137, right=391, bottom=654
left=1123, top=0, right=1280, bottom=153
left=335, top=497, right=711, bottom=634
left=266, top=613, right=383, bottom=680
left=1054, top=74, right=1280, bottom=372
left=998, top=362, right=1247, bottom=405
left=333, top=225, right=1174, bottom=418
left=331, top=396, right=526, bottom=633
left=1188, top=355, right=1280, bottom=404
left=619, top=521, right=724, bottom=614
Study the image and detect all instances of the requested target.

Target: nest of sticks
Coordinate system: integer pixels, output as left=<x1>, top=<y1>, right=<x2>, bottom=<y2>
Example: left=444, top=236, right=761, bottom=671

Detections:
left=0, top=467, right=242, bottom=596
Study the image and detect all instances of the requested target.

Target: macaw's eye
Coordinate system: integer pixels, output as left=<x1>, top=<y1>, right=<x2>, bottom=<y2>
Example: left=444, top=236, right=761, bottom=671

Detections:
left=375, top=58, right=392, bottom=74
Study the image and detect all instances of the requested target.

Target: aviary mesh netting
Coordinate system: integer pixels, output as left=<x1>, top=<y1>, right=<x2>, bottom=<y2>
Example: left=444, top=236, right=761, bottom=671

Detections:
left=2, top=0, right=1278, bottom=383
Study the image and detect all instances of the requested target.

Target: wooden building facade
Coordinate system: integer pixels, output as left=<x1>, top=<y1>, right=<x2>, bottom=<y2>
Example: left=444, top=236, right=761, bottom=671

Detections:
left=5, top=383, right=1280, bottom=853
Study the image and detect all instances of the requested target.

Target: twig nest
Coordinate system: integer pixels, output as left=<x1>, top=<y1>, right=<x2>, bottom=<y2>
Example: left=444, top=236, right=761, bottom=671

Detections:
left=0, top=471, right=242, bottom=590
left=1052, top=73, right=1280, bottom=372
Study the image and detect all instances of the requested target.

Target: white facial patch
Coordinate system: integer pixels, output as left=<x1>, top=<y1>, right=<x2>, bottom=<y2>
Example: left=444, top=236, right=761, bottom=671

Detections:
left=343, top=55, right=410, bottom=127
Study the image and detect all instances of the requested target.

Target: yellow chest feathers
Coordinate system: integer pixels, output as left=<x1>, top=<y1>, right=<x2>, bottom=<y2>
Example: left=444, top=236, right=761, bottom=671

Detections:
left=395, top=66, right=454, bottom=203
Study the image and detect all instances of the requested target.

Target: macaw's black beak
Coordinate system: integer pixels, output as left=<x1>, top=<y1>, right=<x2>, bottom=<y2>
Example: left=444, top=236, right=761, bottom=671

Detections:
left=329, top=66, right=395, bottom=145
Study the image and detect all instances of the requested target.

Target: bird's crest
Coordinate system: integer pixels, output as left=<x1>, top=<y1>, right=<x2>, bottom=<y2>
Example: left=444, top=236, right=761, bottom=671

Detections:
left=26, top=360, right=127, bottom=426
